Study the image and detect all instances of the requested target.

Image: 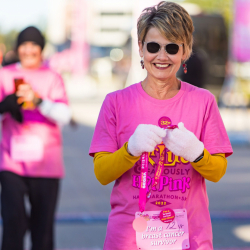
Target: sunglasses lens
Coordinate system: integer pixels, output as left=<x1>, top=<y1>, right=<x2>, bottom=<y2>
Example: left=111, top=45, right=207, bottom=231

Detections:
left=165, top=44, right=179, bottom=54
left=147, top=42, right=160, bottom=53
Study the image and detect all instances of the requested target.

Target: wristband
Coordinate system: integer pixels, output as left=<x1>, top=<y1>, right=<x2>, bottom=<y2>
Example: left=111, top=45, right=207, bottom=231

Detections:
left=193, top=151, right=204, bottom=163
left=33, top=93, right=43, bottom=107
left=126, top=144, right=134, bottom=156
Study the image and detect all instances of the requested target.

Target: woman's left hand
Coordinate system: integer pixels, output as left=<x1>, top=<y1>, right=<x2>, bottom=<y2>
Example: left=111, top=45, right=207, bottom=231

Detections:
left=162, top=122, right=204, bottom=162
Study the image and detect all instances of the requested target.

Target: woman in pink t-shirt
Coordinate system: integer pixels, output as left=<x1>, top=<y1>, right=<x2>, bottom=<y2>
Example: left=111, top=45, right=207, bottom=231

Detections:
left=0, top=26, right=71, bottom=250
left=90, top=2, right=233, bottom=250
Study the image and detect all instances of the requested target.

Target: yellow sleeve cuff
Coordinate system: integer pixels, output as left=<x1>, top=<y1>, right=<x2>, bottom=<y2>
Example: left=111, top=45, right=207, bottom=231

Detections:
left=94, top=142, right=140, bottom=185
left=191, top=148, right=227, bottom=182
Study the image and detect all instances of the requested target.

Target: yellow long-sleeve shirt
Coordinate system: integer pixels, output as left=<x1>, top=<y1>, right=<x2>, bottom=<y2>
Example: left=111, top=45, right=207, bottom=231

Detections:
left=93, top=142, right=227, bottom=185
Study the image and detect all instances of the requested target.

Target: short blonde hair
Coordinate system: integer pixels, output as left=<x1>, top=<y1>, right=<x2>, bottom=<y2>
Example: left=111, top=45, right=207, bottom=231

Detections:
left=137, top=1, right=194, bottom=61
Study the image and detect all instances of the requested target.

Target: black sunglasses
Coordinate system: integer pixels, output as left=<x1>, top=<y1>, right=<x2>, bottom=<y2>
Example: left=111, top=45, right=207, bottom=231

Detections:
left=145, top=42, right=182, bottom=55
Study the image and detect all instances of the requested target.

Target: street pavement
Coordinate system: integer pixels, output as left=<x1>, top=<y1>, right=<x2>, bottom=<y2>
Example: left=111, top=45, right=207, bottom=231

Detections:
left=0, top=82, right=250, bottom=249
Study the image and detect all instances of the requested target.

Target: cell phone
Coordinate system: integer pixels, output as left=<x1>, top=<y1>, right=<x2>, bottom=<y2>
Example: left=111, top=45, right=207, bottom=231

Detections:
left=13, top=78, right=35, bottom=109
left=14, top=78, right=25, bottom=93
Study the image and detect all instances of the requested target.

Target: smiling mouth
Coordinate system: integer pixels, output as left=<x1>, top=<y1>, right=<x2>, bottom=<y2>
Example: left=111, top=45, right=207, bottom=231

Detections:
left=153, top=63, right=171, bottom=69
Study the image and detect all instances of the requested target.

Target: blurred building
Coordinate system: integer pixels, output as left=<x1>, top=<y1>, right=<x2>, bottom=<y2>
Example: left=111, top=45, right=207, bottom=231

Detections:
left=46, top=0, right=229, bottom=99
left=86, top=0, right=133, bottom=47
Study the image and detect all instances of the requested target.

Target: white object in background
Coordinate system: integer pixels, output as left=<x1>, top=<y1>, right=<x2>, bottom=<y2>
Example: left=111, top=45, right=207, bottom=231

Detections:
left=233, top=225, right=250, bottom=242
left=47, top=0, right=68, bottom=45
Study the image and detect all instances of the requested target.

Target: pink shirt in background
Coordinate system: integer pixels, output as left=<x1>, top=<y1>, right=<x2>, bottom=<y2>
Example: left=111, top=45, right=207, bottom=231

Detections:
left=89, top=82, right=233, bottom=250
left=0, top=63, right=68, bottom=178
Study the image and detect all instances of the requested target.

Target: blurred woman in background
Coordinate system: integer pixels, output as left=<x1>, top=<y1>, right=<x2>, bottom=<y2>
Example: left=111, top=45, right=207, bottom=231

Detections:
left=0, top=26, right=71, bottom=250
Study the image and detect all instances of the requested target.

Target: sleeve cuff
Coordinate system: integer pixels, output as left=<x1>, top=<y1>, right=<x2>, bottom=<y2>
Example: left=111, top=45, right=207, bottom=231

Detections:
left=124, top=142, right=141, bottom=161
left=191, top=148, right=210, bottom=168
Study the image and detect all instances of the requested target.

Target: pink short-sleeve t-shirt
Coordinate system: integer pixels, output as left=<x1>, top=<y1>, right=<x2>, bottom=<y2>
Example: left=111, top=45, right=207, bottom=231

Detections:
left=0, top=63, right=68, bottom=178
left=89, top=82, right=233, bottom=250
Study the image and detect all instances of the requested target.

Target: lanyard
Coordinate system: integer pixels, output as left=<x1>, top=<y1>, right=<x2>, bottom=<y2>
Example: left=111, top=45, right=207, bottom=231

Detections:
left=138, top=125, right=178, bottom=213
left=139, top=152, right=149, bottom=213
left=148, top=149, right=165, bottom=198
left=139, top=149, right=165, bottom=213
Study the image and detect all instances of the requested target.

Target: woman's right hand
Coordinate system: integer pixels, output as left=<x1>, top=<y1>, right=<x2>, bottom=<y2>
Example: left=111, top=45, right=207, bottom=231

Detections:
left=16, top=83, right=35, bottom=103
left=127, top=124, right=166, bottom=156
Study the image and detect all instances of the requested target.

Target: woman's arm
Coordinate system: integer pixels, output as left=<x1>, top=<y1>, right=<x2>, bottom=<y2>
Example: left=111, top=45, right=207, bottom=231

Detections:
left=162, top=122, right=228, bottom=182
left=191, top=148, right=227, bottom=182
left=38, top=99, right=71, bottom=125
left=16, top=81, right=71, bottom=125
left=94, top=145, right=227, bottom=185
left=93, top=142, right=140, bottom=185
left=93, top=124, right=166, bottom=185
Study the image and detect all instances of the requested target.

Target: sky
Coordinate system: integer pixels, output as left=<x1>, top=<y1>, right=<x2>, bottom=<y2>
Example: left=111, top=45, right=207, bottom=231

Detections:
left=0, top=0, right=49, bottom=33
left=0, top=0, right=187, bottom=34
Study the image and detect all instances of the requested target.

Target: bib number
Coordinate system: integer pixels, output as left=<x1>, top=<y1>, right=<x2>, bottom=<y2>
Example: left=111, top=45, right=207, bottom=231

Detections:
left=10, top=135, right=44, bottom=162
left=135, top=209, right=190, bottom=250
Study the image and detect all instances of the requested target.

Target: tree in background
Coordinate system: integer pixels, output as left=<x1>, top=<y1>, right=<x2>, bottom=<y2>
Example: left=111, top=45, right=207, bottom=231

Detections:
left=0, top=29, right=19, bottom=66
left=0, top=29, right=18, bottom=51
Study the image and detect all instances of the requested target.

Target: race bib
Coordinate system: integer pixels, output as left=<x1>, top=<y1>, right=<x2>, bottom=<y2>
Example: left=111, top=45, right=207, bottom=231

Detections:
left=10, top=135, right=44, bottom=162
left=135, top=209, right=190, bottom=250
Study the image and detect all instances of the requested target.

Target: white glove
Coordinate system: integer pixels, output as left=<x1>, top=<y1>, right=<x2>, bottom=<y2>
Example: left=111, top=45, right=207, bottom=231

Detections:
left=128, top=124, right=166, bottom=157
left=162, top=122, right=204, bottom=162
